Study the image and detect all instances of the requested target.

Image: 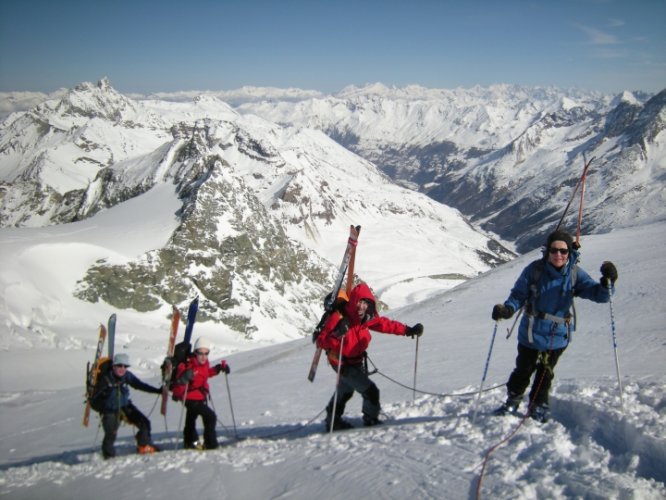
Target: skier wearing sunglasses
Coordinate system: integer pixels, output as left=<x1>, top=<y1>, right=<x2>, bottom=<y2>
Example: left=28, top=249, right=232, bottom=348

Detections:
left=490, top=229, right=618, bottom=422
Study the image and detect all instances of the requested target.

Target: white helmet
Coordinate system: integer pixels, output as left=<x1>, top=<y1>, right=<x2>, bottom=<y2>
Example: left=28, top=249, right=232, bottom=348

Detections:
left=113, top=353, right=131, bottom=366
left=193, top=337, right=211, bottom=352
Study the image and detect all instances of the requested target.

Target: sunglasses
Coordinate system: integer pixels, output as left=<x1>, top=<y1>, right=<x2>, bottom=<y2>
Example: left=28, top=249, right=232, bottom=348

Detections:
left=195, top=350, right=210, bottom=356
left=114, top=364, right=129, bottom=368
left=548, top=247, right=569, bottom=255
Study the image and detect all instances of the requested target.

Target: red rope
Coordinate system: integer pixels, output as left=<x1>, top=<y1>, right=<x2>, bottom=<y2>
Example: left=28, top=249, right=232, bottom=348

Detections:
left=475, top=331, right=558, bottom=499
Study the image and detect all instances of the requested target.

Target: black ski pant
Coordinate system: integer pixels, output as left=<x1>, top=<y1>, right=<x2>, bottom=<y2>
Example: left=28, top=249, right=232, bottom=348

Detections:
left=326, top=363, right=380, bottom=422
left=506, top=343, right=565, bottom=407
left=101, top=403, right=153, bottom=458
left=183, top=399, right=218, bottom=449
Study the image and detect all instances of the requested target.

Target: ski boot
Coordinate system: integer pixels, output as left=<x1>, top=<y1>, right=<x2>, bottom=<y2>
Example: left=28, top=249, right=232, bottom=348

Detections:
left=324, top=417, right=354, bottom=431
left=493, top=398, right=520, bottom=416
left=184, top=440, right=205, bottom=450
left=137, top=444, right=157, bottom=455
left=362, top=415, right=382, bottom=427
left=529, top=404, right=550, bottom=423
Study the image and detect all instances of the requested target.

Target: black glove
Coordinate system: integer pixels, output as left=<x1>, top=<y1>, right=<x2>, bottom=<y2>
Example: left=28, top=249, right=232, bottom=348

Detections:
left=216, top=361, right=230, bottom=375
left=323, top=292, right=335, bottom=312
left=178, top=369, right=194, bottom=384
left=160, top=356, right=174, bottom=372
left=333, top=317, right=350, bottom=338
left=492, top=304, right=514, bottom=321
left=600, top=261, right=618, bottom=288
left=405, top=323, right=424, bottom=338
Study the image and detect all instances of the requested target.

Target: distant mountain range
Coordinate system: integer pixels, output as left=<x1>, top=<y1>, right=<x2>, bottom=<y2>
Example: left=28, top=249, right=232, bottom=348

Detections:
left=0, top=79, right=517, bottom=337
left=231, top=83, right=666, bottom=251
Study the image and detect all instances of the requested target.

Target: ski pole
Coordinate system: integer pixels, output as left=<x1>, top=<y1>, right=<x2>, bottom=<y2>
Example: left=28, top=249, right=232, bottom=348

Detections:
left=146, top=393, right=160, bottom=417
left=208, top=395, right=235, bottom=436
left=505, top=306, right=523, bottom=339
left=224, top=373, right=239, bottom=438
left=175, top=383, right=189, bottom=450
left=471, top=322, right=498, bottom=424
left=412, top=336, right=420, bottom=401
left=93, top=419, right=102, bottom=447
left=329, top=335, right=345, bottom=434
left=607, top=284, right=624, bottom=409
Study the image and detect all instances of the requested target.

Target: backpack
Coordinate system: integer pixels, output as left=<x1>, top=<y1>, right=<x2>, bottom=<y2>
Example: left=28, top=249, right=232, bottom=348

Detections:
left=87, top=357, right=112, bottom=412
left=168, top=340, right=191, bottom=395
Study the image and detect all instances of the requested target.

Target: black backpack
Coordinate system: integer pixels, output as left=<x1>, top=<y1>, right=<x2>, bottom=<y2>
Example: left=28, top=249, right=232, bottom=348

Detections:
left=167, top=340, right=191, bottom=391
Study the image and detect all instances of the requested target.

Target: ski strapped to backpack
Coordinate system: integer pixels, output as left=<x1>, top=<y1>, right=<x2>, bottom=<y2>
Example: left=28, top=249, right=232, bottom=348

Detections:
left=160, top=304, right=181, bottom=415
left=82, top=324, right=108, bottom=427
left=168, top=297, right=199, bottom=400
left=107, top=313, right=116, bottom=360
left=308, top=225, right=360, bottom=382
left=555, top=155, right=594, bottom=235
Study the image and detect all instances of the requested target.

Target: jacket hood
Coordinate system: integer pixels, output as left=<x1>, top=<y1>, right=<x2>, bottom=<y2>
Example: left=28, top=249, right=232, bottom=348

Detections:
left=345, top=283, right=377, bottom=322
left=349, top=282, right=376, bottom=304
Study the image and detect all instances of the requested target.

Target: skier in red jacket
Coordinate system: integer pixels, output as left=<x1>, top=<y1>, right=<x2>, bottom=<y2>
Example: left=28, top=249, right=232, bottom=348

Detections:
left=316, top=282, right=424, bottom=430
left=173, top=337, right=230, bottom=449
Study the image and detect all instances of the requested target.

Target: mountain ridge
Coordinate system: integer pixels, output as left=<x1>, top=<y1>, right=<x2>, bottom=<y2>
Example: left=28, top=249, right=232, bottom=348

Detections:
left=234, top=83, right=665, bottom=251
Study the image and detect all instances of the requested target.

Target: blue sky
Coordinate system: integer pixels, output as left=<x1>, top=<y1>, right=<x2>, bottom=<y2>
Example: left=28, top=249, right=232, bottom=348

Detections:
left=0, top=0, right=664, bottom=95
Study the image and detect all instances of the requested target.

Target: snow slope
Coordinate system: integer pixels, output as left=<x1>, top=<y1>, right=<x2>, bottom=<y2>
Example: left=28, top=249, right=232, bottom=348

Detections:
left=0, top=222, right=664, bottom=499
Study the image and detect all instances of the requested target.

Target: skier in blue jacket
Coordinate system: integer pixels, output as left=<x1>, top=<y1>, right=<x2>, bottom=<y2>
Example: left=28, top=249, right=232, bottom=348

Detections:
left=491, top=229, right=618, bottom=422
left=91, top=353, right=162, bottom=458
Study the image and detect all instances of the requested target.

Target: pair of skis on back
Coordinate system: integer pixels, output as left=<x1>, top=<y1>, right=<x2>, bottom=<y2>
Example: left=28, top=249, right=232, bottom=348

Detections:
left=308, top=225, right=360, bottom=382
left=82, top=298, right=199, bottom=426
left=159, top=297, right=199, bottom=415
left=82, top=313, right=116, bottom=427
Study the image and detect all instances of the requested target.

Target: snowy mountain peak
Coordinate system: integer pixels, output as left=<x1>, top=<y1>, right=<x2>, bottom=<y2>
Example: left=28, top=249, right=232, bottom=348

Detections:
left=560, top=96, right=584, bottom=111
left=611, top=89, right=642, bottom=107
left=60, top=77, right=136, bottom=121
left=97, top=76, right=112, bottom=91
left=337, top=82, right=394, bottom=98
